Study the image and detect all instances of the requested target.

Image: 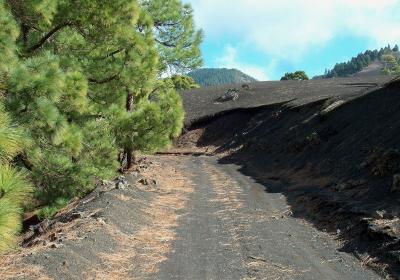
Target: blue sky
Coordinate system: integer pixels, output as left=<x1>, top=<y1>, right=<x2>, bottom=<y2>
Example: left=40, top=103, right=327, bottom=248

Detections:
left=184, top=0, right=400, bottom=80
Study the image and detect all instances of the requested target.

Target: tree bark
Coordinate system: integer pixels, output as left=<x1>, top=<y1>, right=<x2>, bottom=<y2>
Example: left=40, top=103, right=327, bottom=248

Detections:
left=125, top=147, right=134, bottom=170
left=124, top=88, right=134, bottom=170
left=126, top=89, right=133, bottom=112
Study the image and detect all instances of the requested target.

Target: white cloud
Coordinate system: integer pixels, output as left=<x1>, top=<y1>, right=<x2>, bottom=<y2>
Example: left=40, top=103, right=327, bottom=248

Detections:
left=186, top=0, right=400, bottom=60
left=215, top=45, right=271, bottom=80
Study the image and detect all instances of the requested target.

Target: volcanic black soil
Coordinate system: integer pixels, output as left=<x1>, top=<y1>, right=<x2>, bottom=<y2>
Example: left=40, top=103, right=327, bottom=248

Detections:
left=178, top=76, right=400, bottom=278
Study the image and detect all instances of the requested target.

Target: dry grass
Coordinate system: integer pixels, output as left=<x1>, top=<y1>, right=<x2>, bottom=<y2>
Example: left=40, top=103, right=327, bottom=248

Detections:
left=0, top=208, right=106, bottom=280
left=89, top=156, right=194, bottom=279
left=0, top=254, right=52, bottom=280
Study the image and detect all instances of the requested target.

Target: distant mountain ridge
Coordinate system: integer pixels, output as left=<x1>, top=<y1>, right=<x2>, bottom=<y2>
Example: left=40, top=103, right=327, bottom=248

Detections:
left=188, top=68, right=257, bottom=87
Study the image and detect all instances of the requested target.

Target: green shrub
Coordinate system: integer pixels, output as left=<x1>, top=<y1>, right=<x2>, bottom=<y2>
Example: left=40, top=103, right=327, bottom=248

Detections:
left=37, top=197, right=69, bottom=220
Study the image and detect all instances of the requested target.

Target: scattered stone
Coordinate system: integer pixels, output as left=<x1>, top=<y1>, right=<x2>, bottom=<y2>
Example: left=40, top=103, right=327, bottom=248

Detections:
left=116, top=181, right=127, bottom=190
left=216, top=89, right=240, bottom=102
left=391, top=174, right=400, bottom=192
left=50, top=243, right=62, bottom=249
left=241, top=84, right=250, bottom=90
left=49, top=232, right=57, bottom=242
left=138, top=178, right=147, bottom=185
left=115, top=176, right=131, bottom=190
left=97, top=218, right=106, bottom=226
left=70, top=212, right=84, bottom=220
left=138, top=178, right=157, bottom=187
left=373, top=210, right=389, bottom=219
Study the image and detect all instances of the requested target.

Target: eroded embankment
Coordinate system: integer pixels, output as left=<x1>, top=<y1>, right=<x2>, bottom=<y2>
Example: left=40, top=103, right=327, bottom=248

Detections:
left=177, top=81, right=400, bottom=278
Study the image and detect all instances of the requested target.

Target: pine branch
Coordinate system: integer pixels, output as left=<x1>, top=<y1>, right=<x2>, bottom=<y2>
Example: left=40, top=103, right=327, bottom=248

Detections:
left=88, top=74, right=119, bottom=84
left=155, top=38, right=177, bottom=48
left=97, top=49, right=125, bottom=60
left=26, top=21, right=74, bottom=53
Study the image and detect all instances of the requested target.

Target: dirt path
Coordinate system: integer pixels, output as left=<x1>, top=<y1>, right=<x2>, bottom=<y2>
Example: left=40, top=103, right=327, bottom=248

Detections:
left=150, top=155, right=381, bottom=280
left=1, top=155, right=382, bottom=279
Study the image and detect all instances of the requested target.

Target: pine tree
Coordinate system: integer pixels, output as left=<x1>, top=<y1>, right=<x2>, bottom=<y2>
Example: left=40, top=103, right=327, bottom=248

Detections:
left=141, top=0, right=203, bottom=74
left=1, top=0, right=201, bottom=200
left=281, top=71, right=309, bottom=81
left=111, top=81, right=184, bottom=162
left=168, top=75, right=200, bottom=90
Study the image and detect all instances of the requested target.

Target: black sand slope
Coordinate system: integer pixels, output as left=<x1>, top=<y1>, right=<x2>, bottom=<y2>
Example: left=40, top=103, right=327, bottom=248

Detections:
left=181, top=75, right=394, bottom=126
left=181, top=76, right=400, bottom=278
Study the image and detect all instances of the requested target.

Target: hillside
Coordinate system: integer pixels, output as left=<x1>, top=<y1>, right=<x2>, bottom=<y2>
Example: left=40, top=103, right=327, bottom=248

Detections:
left=181, top=75, right=393, bottom=126
left=178, top=75, right=400, bottom=278
left=188, top=68, right=257, bottom=87
left=319, top=45, right=400, bottom=78
left=353, top=61, right=385, bottom=77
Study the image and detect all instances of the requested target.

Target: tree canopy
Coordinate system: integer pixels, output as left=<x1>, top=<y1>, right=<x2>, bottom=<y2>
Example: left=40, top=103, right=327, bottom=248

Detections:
left=168, top=75, right=200, bottom=90
left=281, top=71, right=309, bottom=81
left=323, top=45, right=400, bottom=78
left=0, top=0, right=201, bottom=253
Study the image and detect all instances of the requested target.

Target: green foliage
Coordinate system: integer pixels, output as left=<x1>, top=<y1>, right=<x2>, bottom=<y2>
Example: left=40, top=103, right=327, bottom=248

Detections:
left=188, top=68, right=257, bottom=87
left=324, top=45, right=400, bottom=78
left=111, top=82, right=184, bottom=154
left=141, top=0, right=203, bottom=74
left=281, top=71, right=309, bottom=81
left=168, top=75, right=199, bottom=90
left=0, top=1, right=18, bottom=74
left=37, top=197, right=69, bottom=220
left=381, top=54, right=400, bottom=75
left=0, top=0, right=200, bottom=205
left=0, top=0, right=200, bottom=254
left=0, top=198, right=20, bottom=252
left=0, top=109, right=27, bottom=163
left=0, top=107, right=32, bottom=253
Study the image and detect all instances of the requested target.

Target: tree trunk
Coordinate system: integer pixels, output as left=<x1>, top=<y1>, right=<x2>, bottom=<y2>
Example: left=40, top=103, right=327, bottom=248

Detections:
left=126, top=89, right=133, bottom=112
left=125, top=147, right=134, bottom=170
left=124, top=88, right=134, bottom=170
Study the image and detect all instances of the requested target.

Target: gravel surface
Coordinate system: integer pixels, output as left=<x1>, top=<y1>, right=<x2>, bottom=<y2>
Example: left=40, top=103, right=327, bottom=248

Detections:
left=152, top=156, right=380, bottom=280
